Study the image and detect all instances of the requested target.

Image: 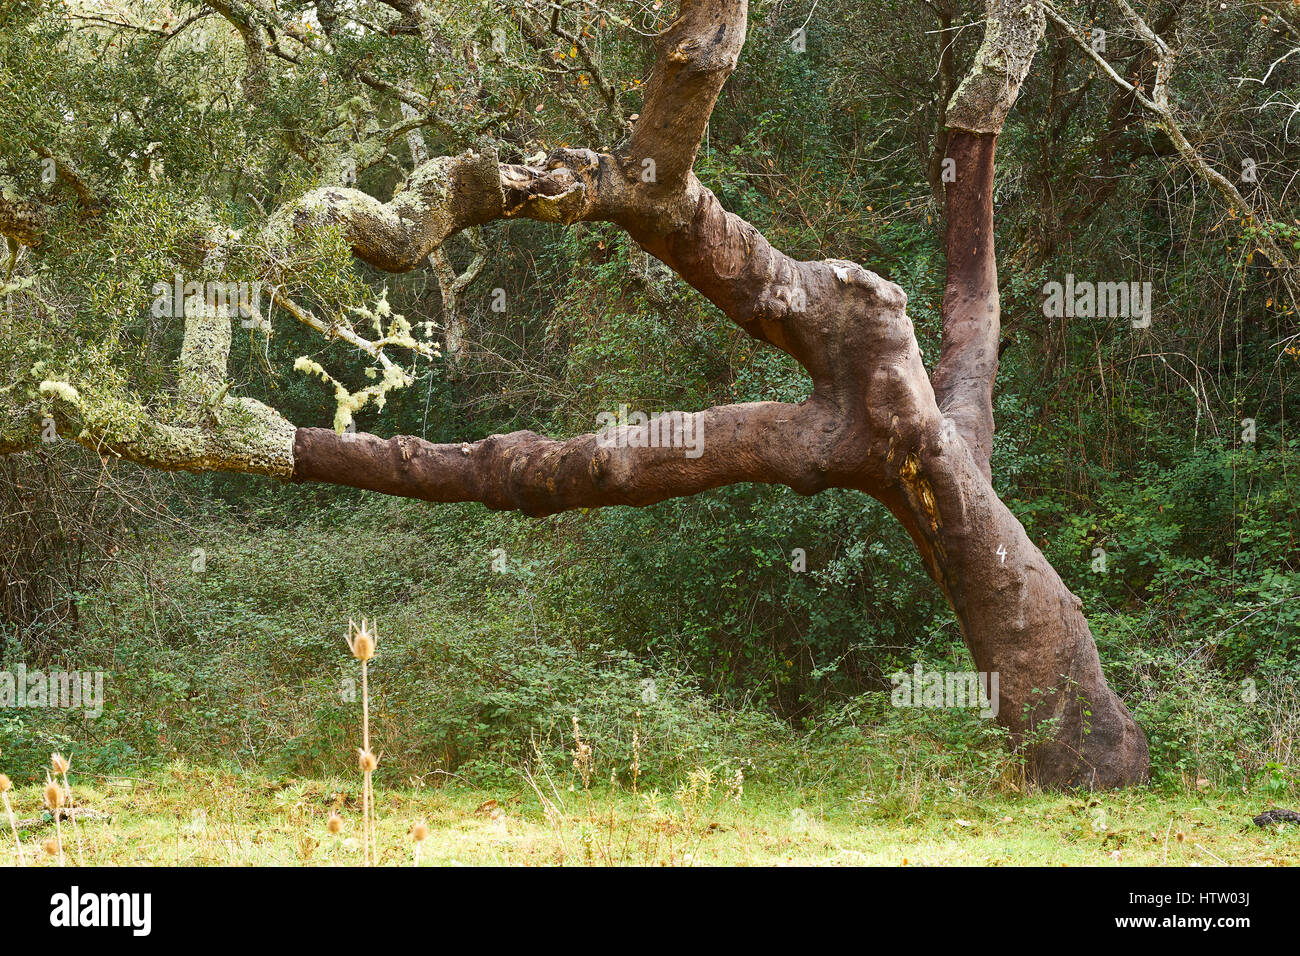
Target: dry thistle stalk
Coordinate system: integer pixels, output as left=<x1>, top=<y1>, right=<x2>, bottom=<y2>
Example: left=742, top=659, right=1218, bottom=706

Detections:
left=726, top=767, right=744, bottom=804
left=571, top=716, right=593, bottom=791
left=357, top=747, right=380, bottom=865
left=51, top=753, right=84, bottom=866
left=411, top=820, right=428, bottom=867
left=0, top=773, right=25, bottom=866
left=43, top=776, right=65, bottom=866
left=631, top=713, right=642, bottom=795
left=346, top=618, right=380, bottom=865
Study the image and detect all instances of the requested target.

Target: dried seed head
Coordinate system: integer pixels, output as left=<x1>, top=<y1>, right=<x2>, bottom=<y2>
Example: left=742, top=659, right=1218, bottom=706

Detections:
left=0, top=773, right=10, bottom=793
left=43, top=837, right=58, bottom=856
left=346, top=618, right=377, bottom=661
left=357, top=748, right=379, bottom=773
left=327, top=812, right=343, bottom=834
left=51, top=753, right=70, bottom=775
left=43, top=780, right=64, bottom=809
left=412, top=821, right=429, bottom=842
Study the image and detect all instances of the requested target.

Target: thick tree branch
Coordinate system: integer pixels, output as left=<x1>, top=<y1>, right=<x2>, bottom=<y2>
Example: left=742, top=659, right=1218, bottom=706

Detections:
left=625, top=0, right=747, bottom=198
left=30, top=301, right=295, bottom=476
left=945, top=0, right=1046, bottom=134
left=293, top=398, right=845, bottom=515
left=932, top=133, right=999, bottom=479
left=931, top=0, right=1046, bottom=479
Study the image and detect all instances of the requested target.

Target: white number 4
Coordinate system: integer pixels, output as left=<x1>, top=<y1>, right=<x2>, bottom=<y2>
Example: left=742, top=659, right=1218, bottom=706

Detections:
left=996, top=544, right=1008, bottom=564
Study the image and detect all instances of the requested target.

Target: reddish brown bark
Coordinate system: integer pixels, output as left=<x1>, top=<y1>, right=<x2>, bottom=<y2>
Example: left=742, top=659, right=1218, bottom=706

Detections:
left=293, top=398, right=843, bottom=515
left=932, top=132, right=1000, bottom=480
left=885, top=437, right=1149, bottom=788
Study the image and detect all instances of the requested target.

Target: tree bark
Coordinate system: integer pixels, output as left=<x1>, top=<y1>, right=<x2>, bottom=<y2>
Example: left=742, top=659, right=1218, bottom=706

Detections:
left=932, top=131, right=999, bottom=480
left=886, top=433, right=1149, bottom=788
left=923, top=0, right=1148, bottom=785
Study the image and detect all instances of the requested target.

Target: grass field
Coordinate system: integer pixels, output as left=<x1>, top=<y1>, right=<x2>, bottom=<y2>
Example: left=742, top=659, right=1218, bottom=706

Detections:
left=3, top=762, right=1298, bottom=866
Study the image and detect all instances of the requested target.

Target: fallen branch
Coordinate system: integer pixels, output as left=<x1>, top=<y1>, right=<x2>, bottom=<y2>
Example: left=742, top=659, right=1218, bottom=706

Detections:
left=15, top=807, right=112, bottom=831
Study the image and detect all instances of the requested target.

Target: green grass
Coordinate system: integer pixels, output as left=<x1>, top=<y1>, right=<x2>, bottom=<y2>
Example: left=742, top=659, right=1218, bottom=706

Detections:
left=4, top=762, right=1298, bottom=866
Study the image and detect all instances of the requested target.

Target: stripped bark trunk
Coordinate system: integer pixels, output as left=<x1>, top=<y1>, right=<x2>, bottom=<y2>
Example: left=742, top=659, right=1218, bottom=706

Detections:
left=888, top=434, right=1149, bottom=788
left=920, top=0, right=1148, bottom=785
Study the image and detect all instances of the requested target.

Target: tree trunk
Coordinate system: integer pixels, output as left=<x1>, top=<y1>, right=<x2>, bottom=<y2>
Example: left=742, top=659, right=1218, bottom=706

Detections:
left=886, top=437, right=1150, bottom=788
